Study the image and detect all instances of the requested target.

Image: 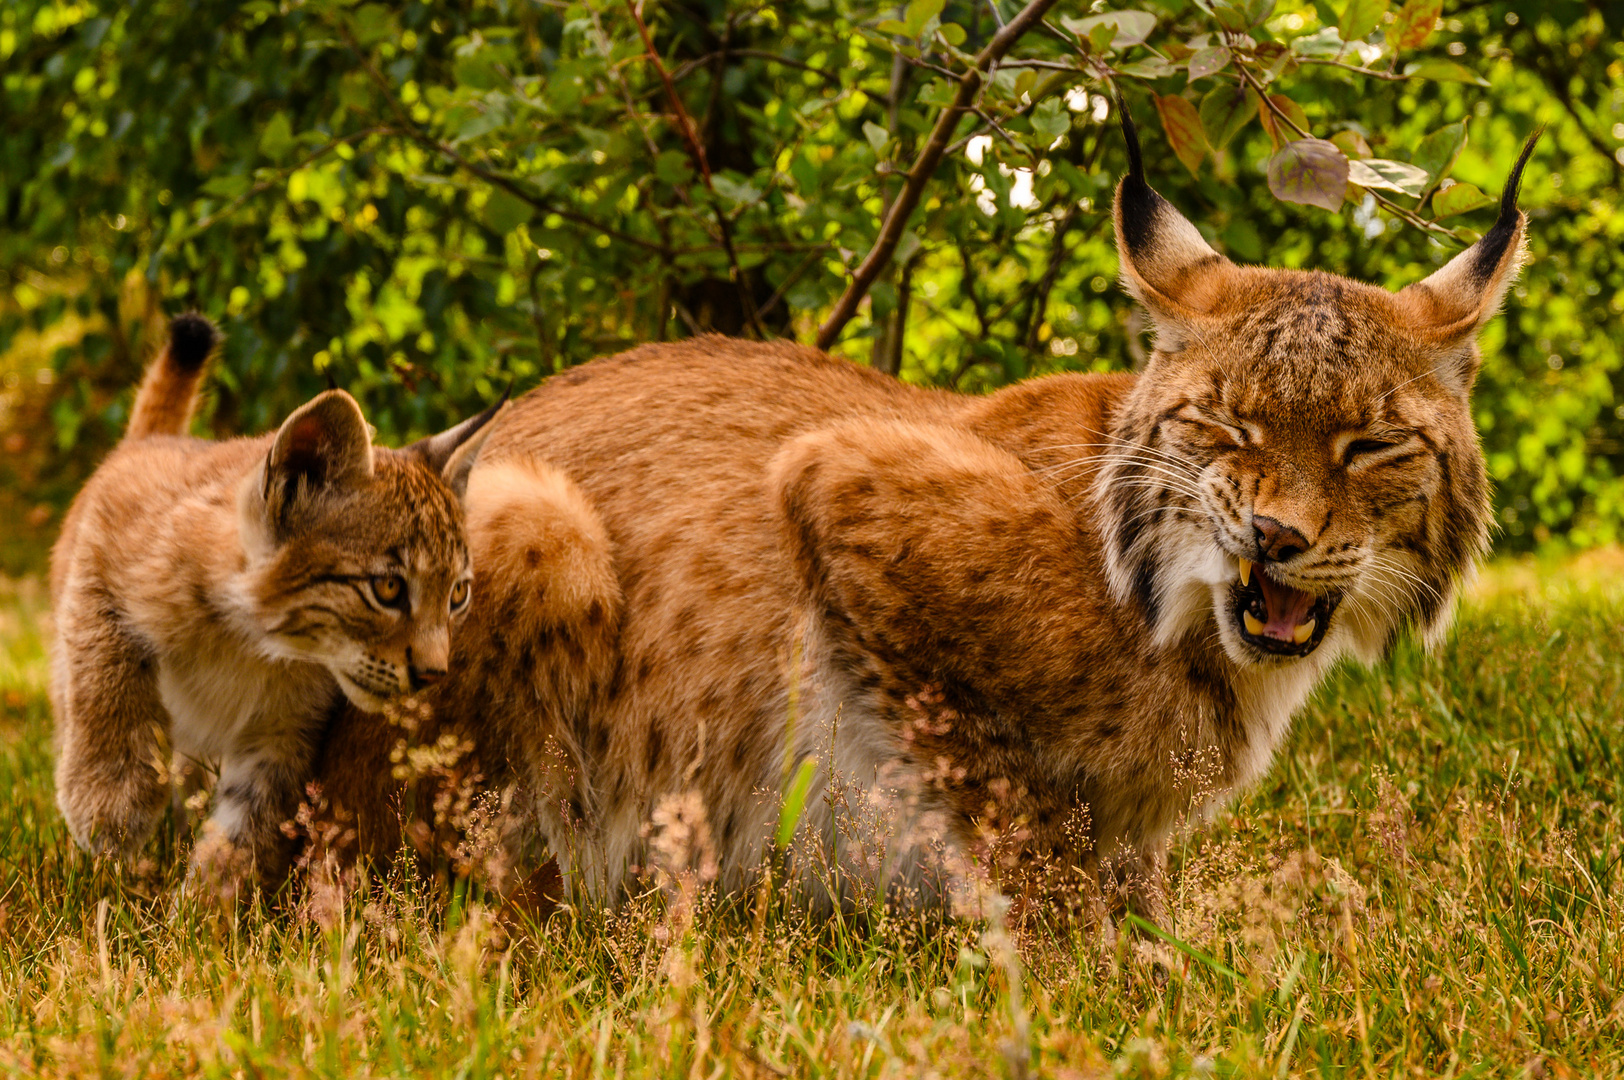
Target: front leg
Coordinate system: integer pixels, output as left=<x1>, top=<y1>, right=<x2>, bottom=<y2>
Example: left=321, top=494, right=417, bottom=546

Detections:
left=190, top=721, right=323, bottom=892
left=53, top=618, right=173, bottom=860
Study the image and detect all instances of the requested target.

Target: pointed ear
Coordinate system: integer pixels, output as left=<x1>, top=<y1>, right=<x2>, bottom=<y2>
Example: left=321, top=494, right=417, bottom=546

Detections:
left=409, top=390, right=510, bottom=500
left=1112, top=95, right=1237, bottom=347
left=263, top=390, right=374, bottom=521
left=1396, top=129, right=1541, bottom=394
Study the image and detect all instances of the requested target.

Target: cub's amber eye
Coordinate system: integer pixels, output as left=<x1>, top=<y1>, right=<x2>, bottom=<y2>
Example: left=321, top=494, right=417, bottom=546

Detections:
left=449, top=579, right=471, bottom=611
left=372, top=574, right=407, bottom=607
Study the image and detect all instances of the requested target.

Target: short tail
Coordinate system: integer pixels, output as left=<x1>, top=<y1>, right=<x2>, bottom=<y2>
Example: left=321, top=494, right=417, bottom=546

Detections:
left=126, top=313, right=220, bottom=440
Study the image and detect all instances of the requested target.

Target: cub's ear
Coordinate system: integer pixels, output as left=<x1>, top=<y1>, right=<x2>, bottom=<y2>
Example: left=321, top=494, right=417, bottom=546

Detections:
left=1396, top=129, right=1541, bottom=393
left=409, top=389, right=510, bottom=501
left=263, top=390, right=375, bottom=521
left=1112, top=96, right=1237, bottom=347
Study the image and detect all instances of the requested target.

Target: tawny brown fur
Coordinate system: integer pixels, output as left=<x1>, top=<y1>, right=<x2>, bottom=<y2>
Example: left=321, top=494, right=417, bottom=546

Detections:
left=51, top=315, right=501, bottom=885
left=317, top=134, right=1533, bottom=913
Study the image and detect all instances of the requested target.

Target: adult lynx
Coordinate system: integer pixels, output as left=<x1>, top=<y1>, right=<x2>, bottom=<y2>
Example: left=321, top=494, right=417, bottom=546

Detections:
left=51, top=314, right=502, bottom=884
left=322, top=114, right=1538, bottom=912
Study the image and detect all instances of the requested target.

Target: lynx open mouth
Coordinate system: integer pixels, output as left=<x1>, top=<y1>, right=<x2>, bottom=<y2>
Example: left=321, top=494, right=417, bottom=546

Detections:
left=1229, top=557, right=1340, bottom=658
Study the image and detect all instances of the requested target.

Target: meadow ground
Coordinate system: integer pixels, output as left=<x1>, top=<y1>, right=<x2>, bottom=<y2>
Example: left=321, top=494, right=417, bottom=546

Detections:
left=0, top=554, right=1620, bottom=1078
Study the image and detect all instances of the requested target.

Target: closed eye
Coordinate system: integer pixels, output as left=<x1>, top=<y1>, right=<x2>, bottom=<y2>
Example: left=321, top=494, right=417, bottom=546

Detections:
left=1175, top=407, right=1250, bottom=448
left=1343, top=436, right=1414, bottom=467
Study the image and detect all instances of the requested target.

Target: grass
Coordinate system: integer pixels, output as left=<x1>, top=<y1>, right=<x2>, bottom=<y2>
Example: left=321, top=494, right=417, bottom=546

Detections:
left=0, top=556, right=1621, bottom=1078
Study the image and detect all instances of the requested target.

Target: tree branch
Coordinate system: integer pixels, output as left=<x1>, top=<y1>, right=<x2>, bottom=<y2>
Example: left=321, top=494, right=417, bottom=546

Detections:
left=815, top=0, right=1062, bottom=352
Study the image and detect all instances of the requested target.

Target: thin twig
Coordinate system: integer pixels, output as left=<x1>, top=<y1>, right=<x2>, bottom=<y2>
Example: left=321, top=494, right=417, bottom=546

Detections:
left=816, top=0, right=1063, bottom=351
left=1295, top=57, right=1413, bottom=81
left=625, top=0, right=767, bottom=338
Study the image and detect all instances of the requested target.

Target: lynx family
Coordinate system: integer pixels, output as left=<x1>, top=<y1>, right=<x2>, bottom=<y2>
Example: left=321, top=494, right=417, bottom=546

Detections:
left=51, top=314, right=504, bottom=885
left=322, top=111, right=1539, bottom=913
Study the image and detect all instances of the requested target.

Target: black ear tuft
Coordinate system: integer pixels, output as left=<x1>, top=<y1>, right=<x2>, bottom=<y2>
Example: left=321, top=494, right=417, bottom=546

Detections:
left=1116, top=89, right=1146, bottom=190
left=1113, top=92, right=1172, bottom=259
left=1469, top=127, right=1542, bottom=284
left=168, top=313, right=219, bottom=375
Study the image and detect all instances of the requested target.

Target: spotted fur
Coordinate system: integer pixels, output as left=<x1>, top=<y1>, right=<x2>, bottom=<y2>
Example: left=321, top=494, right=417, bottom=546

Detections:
left=50, top=315, right=502, bottom=885
left=317, top=119, right=1538, bottom=913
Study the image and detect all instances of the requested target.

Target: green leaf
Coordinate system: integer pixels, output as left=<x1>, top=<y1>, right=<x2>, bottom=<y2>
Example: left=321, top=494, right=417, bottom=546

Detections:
left=875, top=18, right=909, bottom=34
left=653, top=150, right=692, bottom=186
left=1031, top=97, right=1069, bottom=141
left=257, top=111, right=295, bottom=163
left=863, top=121, right=891, bottom=153
left=1186, top=46, right=1229, bottom=83
left=1199, top=84, right=1256, bottom=150
left=1088, top=22, right=1116, bottom=54
left=1061, top=11, right=1158, bottom=49
left=201, top=174, right=250, bottom=199
left=1402, top=57, right=1490, bottom=86
left=1347, top=157, right=1430, bottom=196
left=1118, top=57, right=1177, bottom=78
left=1213, top=0, right=1274, bottom=31
left=1432, top=181, right=1494, bottom=218
left=1154, top=94, right=1209, bottom=175
left=1389, top=0, right=1441, bottom=53
left=918, top=79, right=956, bottom=107
left=1410, top=119, right=1468, bottom=186
left=1267, top=138, right=1349, bottom=211
left=351, top=3, right=397, bottom=48
left=936, top=21, right=966, bottom=46
left=481, top=187, right=534, bottom=234
left=776, top=758, right=818, bottom=849
left=1338, top=0, right=1389, bottom=42
left=903, top=0, right=945, bottom=37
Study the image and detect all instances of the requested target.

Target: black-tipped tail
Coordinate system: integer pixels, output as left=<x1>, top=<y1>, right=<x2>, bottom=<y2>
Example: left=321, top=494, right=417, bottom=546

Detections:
left=126, top=313, right=220, bottom=440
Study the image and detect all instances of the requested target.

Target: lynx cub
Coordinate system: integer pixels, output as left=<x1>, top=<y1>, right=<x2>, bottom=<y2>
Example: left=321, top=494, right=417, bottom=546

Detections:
left=51, top=314, right=502, bottom=884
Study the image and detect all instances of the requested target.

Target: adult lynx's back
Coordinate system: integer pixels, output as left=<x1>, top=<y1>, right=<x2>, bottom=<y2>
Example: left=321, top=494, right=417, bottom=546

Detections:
left=328, top=114, right=1539, bottom=912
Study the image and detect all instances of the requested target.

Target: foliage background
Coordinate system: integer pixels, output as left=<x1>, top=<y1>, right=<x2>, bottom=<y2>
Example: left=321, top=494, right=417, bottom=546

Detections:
left=2, top=0, right=1622, bottom=572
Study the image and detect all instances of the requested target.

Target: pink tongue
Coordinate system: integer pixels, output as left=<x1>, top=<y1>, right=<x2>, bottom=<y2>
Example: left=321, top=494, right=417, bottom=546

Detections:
left=1256, top=568, right=1316, bottom=641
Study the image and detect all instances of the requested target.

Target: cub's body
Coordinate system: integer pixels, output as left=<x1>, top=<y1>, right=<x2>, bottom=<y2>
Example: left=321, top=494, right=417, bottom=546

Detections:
left=51, top=316, right=501, bottom=884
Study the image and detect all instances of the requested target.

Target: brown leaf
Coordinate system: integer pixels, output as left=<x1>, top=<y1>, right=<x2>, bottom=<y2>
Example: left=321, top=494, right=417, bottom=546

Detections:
left=1154, top=94, right=1209, bottom=175
left=1389, top=0, right=1442, bottom=53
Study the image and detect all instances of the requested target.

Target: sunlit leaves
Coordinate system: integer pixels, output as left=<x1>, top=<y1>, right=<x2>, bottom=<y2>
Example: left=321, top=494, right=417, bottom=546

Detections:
left=1411, top=120, right=1469, bottom=189
left=1403, top=58, right=1489, bottom=86
left=1337, top=0, right=1389, bottom=43
left=1061, top=11, right=1158, bottom=50
left=1267, top=138, right=1349, bottom=211
left=1345, top=158, right=1428, bottom=197
left=1431, top=181, right=1493, bottom=218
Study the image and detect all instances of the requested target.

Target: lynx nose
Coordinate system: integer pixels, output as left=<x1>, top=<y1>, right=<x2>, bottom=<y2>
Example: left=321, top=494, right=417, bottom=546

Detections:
left=405, top=642, right=449, bottom=691
left=1252, top=515, right=1310, bottom=562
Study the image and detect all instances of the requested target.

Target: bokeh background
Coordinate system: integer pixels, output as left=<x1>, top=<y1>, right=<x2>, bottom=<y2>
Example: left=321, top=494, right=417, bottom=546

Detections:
left=3, top=0, right=1621, bottom=572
